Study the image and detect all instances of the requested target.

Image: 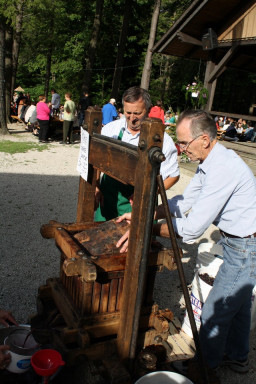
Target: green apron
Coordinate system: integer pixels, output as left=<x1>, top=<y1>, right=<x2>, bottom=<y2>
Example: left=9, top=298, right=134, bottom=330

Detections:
left=94, top=128, right=134, bottom=222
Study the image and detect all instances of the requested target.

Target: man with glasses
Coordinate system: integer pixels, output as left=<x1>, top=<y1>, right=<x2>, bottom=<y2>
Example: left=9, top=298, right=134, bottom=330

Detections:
left=94, top=86, right=180, bottom=221
left=117, top=109, right=256, bottom=376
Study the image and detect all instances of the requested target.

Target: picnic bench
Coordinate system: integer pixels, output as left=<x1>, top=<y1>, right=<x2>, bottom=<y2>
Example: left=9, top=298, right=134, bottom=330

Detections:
left=10, top=115, right=24, bottom=124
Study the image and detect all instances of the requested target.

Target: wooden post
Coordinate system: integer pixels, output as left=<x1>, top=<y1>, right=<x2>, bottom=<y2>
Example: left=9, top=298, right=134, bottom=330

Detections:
left=76, top=107, right=102, bottom=222
left=117, top=119, right=164, bottom=362
left=204, top=60, right=217, bottom=112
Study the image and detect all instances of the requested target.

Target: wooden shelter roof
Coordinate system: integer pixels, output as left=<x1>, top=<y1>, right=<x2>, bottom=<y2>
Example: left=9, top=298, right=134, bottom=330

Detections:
left=152, top=0, right=256, bottom=73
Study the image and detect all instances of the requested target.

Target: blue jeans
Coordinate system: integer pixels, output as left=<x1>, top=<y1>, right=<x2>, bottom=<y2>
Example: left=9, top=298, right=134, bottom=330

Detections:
left=199, top=235, right=256, bottom=368
left=251, top=131, right=256, bottom=143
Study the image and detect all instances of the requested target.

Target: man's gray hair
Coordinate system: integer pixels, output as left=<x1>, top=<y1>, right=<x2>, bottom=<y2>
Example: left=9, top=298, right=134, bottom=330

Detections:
left=122, top=86, right=152, bottom=113
left=177, top=109, right=217, bottom=141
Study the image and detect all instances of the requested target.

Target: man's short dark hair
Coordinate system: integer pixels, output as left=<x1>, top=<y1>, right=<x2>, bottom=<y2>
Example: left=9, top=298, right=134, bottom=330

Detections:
left=177, top=109, right=217, bottom=141
left=122, top=86, right=151, bottom=113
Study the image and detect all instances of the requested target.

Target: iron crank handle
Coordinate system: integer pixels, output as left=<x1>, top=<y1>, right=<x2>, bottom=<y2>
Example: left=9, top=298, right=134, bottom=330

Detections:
left=156, top=174, right=209, bottom=384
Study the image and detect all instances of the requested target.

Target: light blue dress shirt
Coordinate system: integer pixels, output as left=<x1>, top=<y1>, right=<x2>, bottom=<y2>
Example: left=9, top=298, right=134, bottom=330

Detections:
left=168, top=142, right=256, bottom=243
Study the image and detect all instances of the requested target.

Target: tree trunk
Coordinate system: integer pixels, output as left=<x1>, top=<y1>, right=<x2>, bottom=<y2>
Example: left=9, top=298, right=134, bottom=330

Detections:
left=140, top=0, right=161, bottom=90
left=160, top=56, right=173, bottom=102
left=11, top=0, right=26, bottom=97
left=0, top=17, right=8, bottom=134
left=5, top=26, right=13, bottom=123
left=111, top=0, right=132, bottom=99
left=82, top=0, right=104, bottom=92
left=44, top=47, right=52, bottom=101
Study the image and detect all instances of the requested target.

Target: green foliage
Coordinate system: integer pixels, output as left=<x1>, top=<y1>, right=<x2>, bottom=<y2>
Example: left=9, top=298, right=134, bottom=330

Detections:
left=12, top=0, right=195, bottom=107
left=0, top=140, right=48, bottom=154
left=9, top=0, right=256, bottom=116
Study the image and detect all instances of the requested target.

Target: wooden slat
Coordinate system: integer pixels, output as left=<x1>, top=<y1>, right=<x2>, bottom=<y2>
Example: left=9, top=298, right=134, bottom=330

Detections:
left=40, top=220, right=100, bottom=239
left=91, top=282, right=101, bottom=314
left=99, top=282, right=110, bottom=313
left=55, top=228, right=82, bottom=260
left=108, top=279, right=119, bottom=313
left=116, top=278, right=124, bottom=311
left=167, top=318, right=195, bottom=362
left=47, top=278, right=79, bottom=329
left=81, top=280, right=94, bottom=315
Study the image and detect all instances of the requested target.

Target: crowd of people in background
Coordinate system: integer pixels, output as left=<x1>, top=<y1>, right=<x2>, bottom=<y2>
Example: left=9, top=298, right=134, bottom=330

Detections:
left=10, top=90, right=256, bottom=146
left=215, top=116, right=256, bottom=143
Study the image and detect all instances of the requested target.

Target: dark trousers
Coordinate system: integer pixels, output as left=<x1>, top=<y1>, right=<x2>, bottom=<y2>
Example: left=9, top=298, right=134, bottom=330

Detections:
left=38, top=119, right=49, bottom=141
left=63, top=120, right=74, bottom=143
left=79, top=111, right=85, bottom=126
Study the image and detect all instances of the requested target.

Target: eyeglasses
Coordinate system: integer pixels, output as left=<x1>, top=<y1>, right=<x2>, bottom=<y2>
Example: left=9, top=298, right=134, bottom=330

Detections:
left=176, top=134, right=203, bottom=150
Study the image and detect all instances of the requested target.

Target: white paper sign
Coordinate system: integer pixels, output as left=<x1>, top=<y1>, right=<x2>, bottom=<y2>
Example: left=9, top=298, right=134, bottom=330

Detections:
left=77, top=128, right=89, bottom=181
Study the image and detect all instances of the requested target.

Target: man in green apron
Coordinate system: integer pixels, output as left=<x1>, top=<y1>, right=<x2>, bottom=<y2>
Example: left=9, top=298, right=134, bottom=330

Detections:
left=94, top=86, right=180, bottom=222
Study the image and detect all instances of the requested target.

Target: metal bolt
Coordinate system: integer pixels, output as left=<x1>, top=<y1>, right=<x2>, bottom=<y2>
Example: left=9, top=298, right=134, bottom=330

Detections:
left=77, top=250, right=85, bottom=256
left=153, top=151, right=165, bottom=163
left=138, top=140, right=146, bottom=150
left=154, top=335, right=163, bottom=343
left=153, top=134, right=161, bottom=142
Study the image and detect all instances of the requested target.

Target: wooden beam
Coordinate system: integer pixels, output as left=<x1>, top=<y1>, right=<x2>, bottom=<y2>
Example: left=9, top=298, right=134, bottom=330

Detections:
left=47, top=278, right=80, bottom=329
left=154, top=0, right=209, bottom=53
left=76, top=107, right=102, bottom=222
left=218, top=38, right=256, bottom=48
left=177, top=31, right=202, bottom=46
left=89, top=135, right=138, bottom=186
left=117, top=119, right=165, bottom=362
left=208, top=45, right=238, bottom=83
left=210, top=110, right=256, bottom=122
left=204, top=60, right=217, bottom=112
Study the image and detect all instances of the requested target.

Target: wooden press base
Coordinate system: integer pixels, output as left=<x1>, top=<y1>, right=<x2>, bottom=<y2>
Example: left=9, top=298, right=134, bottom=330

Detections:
left=30, top=279, right=196, bottom=362
left=29, top=280, right=195, bottom=383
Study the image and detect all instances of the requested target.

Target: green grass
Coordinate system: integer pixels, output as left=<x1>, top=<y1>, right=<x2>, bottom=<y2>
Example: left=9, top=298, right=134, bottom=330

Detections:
left=0, top=140, right=48, bottom=154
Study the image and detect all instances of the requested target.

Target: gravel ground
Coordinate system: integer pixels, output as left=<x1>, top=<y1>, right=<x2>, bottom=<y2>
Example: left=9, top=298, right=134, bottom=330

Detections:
left=0, top=122, right=255, bottom=383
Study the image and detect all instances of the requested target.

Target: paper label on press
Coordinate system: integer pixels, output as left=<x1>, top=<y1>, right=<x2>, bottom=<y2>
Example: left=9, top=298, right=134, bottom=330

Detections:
left=77, top=128, right=89, bottom=181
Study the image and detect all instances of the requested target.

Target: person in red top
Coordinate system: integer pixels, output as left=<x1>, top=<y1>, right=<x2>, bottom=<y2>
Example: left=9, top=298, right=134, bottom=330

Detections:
left=148, top=100, right=165, bottom=123
left=36, top=95, right=51, bottom=142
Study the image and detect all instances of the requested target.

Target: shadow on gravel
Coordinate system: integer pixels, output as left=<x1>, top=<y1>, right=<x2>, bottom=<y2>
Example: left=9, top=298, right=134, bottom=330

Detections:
left=0, top=172, right=79, bottom=323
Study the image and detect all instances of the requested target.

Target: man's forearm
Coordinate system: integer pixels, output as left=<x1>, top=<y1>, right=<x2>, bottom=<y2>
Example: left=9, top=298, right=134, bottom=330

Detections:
left=153, top=222, right=170, bottom=237
left=163, top=175, right=180, bottom=191
left=153, top=222, right=181, bottom=239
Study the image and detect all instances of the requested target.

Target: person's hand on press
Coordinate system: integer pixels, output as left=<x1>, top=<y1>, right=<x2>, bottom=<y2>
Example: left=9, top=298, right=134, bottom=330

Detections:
left=116, top=213, right=132, bottom=253
left=0, top=345, right=11, bottom=370
left=0, top=309, right=18, bottom=327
